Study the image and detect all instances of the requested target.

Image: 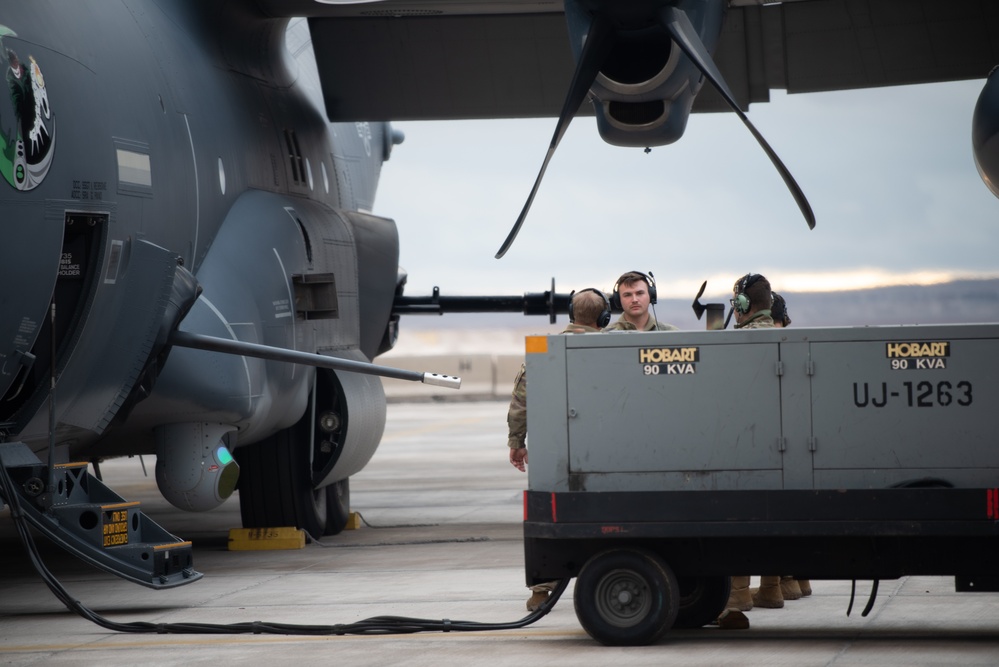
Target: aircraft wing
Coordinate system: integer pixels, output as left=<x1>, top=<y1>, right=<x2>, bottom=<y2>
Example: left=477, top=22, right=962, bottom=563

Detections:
left=256, top=0, right=999, bottom=121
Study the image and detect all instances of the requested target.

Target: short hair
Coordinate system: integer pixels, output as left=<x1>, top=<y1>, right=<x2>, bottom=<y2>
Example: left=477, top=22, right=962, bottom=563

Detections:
left=732, top=273, right=772, bottom=315
left=571, top=289, right=609, bottom=326
left=771, top=292, right=791, bottom=326
left=616, top=271, right=650, bottom=291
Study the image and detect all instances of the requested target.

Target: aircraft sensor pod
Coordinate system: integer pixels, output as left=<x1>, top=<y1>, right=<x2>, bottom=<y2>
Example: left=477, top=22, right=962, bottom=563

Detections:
left=155, top=422, right=240, bottom=512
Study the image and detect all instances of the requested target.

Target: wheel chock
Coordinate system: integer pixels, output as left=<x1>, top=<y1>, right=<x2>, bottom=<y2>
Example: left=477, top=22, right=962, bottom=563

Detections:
left=228, top=527, right=305, bottom=551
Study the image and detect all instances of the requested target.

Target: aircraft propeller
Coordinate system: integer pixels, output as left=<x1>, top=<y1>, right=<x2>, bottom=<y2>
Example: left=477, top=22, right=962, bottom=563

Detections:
left=658, top=6, right=815, bottom=230
left=495, top=3, right=815, bottom=260
left=494, top=13, right=614, bottom=259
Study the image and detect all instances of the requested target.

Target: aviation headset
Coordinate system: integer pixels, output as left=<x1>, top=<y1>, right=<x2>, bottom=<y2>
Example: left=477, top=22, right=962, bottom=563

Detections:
left=771, top=292, right=790, bottom=326
left=732, top=273, right=766, bottom=315
left=568, top=288, right=612, bottom=328
left=610, top=271, right=657, bottom=311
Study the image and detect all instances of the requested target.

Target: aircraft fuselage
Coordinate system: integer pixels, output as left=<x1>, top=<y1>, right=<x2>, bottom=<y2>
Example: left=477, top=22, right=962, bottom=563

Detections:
left=0, top=2, right=395, bottom=468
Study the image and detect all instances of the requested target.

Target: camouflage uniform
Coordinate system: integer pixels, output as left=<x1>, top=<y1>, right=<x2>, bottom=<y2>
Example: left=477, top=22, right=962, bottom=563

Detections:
left=734, top=310, right=774, bottom=329
left=507, top=323, right=600, bottom=449
left=603, top=315, right=678, bottom=332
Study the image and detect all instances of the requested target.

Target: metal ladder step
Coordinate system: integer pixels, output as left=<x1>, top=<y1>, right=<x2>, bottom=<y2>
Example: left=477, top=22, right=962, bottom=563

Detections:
left=0, top=442, right=202, bottom=589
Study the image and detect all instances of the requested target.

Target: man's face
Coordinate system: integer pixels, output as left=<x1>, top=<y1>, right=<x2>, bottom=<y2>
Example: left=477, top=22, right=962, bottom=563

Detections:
left=620, top=281, right=650, bottom=321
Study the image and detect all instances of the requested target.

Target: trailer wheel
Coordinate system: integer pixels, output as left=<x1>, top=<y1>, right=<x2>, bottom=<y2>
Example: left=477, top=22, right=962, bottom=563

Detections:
left=573, top=548, right=679, bottom=646
left=673, top=575, right=731, bottom=628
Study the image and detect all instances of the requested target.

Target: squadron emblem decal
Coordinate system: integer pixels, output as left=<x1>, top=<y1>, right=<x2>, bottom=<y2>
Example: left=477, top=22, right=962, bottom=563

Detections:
left=0, top=25, right=55, bottom=191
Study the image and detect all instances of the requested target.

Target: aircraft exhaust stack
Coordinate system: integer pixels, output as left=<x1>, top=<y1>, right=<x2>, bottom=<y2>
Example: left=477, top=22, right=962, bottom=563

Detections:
left=155, top=423, right=240, bottom=512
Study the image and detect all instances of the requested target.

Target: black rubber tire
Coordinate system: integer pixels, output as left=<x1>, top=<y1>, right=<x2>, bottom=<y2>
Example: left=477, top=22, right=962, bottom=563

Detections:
left=673, top=575, right=731, bottom=629
left=322, top=477, right=350, bottom=536
left=573, top=548, right=679, bottom=646
left=236, top=413, right=331, bottom=538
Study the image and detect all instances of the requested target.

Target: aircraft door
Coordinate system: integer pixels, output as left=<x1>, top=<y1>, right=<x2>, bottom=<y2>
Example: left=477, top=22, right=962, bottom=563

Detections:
left=0, top=209, right=109, bottom=428
left=0, top=203, right=63, bottom=405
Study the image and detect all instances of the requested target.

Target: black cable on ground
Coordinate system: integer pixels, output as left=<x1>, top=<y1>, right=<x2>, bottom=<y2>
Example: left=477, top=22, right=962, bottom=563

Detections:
left=0, top=460, right=568, bottom=636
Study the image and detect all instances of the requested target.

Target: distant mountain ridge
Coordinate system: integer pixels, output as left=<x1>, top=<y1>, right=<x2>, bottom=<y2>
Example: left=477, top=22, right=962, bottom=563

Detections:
left=736, top=278, right=999, bottom=329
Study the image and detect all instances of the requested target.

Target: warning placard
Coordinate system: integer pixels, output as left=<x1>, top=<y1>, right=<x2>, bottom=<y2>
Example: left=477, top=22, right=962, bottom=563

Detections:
left=102, top=509, right=129, bottom=547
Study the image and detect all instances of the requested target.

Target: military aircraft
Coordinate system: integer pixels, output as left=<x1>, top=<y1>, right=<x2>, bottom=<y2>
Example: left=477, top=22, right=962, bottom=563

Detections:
left=1, top=0, right=998, bottom=569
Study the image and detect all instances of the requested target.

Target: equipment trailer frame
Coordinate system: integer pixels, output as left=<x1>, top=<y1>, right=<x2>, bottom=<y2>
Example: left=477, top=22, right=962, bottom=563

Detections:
left=521, top=324, right=999, bottom=645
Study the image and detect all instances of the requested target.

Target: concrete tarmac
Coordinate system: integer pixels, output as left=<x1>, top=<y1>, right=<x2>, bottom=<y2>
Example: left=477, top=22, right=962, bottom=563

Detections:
left=2, top=400, right=998, bottom=665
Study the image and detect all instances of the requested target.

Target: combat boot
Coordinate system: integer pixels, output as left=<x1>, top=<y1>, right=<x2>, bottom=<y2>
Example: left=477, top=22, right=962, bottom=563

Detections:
left=526, top=590, right=549, bottom=611
left=780, top=575, right=802, bottom=600
left=752, top=575, right=784, bottom=608
left=726, top=575, right=753, bottom=611
left=716, top=608, right=750, bottom=630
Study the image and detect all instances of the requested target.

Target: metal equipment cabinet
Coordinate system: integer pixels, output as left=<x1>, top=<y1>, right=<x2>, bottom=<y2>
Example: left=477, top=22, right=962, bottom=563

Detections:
left=522, top=324, right=999, bottom=645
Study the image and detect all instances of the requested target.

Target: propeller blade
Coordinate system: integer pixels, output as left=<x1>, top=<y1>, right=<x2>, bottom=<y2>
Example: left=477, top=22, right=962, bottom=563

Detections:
left=495, top=14, right=615, bottom=258
left=691, top=280, right=707, bottom=320
left=660, top=6, right=816, bottom=230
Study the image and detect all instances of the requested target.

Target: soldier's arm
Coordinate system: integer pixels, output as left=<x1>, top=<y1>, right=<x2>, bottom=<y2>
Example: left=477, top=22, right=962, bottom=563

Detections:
left=507, top=363, right=527, bottom=450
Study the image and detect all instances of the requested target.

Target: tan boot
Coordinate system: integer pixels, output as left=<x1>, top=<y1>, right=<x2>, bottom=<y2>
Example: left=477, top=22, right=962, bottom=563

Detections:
left=726, top=575, right=753, bottom=611
left=716, top=608, right=750, bottom=630
left=797, top=579, right=812, bottom=597
left=752, top=575, right=784, bottom=608
left=780, top=575, right=802, bottom=600
left=526, top=590, right=549, bottom=611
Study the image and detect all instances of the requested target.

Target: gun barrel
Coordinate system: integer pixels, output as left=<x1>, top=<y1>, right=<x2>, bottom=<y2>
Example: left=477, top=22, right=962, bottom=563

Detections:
left=393, top=280, right=572, bottom=324
left=169, top=331, right=460, bottom=388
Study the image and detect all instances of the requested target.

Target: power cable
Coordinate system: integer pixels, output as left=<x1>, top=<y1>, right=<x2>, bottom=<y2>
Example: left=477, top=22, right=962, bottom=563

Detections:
left=0, top=460, right=567, bottom=636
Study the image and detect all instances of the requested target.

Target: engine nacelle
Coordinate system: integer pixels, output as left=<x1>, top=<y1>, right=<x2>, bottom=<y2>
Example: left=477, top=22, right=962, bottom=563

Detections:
left=566, top=0, right=726, bottom=147
left=155, top=422, right=239, bottom=511
left=973, top=66, right=999, bottom=198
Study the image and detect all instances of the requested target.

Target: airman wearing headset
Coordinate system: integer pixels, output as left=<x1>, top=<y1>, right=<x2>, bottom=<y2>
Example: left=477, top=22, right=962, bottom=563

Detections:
left=712, top=272, right=780, bottom=628
left=603, top=270, right=678, bottom=331
left=721, top=275, right=810, bottom=629
left=507, top=288, right=610, bottom=465
left=730, top=272, right=775, bottom=329
left=506, top=287, right=611, bottom=612
left=771, top=292, right=792, bottom=328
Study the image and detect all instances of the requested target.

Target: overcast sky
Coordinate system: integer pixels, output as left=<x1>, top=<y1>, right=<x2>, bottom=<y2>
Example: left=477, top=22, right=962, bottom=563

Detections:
left=371, top=78, right=997, bottom=303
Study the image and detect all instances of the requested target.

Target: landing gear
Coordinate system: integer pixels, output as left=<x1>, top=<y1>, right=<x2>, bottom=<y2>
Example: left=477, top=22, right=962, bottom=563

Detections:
left=236, top=369, right=351, bottom=537
left=310, top=368, right=351, bottom=536
left=573, top=548, right=679, bottom=646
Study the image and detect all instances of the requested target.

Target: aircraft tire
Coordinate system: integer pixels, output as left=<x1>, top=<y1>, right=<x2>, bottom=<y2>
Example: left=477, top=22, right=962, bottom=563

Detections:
left=236, top=412, right=328, bottom=538
left=322, top=477, right=350, bottom=536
